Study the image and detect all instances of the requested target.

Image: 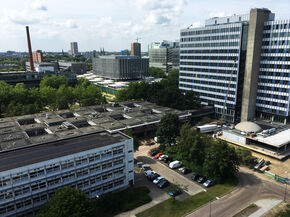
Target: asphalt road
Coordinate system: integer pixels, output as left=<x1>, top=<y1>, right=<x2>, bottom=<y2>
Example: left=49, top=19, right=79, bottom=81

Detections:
left=186, top=167, right=289, bottom=217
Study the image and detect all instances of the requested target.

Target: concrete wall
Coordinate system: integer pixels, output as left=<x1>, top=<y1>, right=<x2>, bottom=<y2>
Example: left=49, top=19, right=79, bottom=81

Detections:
left=241, top=8, right=272, bottom=122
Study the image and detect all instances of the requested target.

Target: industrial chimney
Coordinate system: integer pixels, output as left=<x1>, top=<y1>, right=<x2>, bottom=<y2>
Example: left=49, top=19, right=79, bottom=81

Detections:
left=26, top=26, right=34, bottom=71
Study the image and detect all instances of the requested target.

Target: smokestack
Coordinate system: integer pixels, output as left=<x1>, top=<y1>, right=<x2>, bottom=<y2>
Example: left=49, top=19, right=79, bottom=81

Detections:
left=26, top=26, right=34, bottom=71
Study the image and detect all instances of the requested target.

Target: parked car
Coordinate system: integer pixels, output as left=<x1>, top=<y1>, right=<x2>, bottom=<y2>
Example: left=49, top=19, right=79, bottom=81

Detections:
left=158, top=155, right=168, bottom=161
left=169, top=160, right=182, bottom=169
left=197, top=176, right=207, bottom=184
left=153, top=176, right=164, bottom=184
left=169, top=188, right=182, bottom=197
left=203, top=179, right=215, bottom=188
left=164, top=157, right=172, bottom=163
left=158, top=179, right=170, bottom=188
left=191, top=174, right=201, bottom=181
left=154, top=153, right=163, bottom=159
left=181, top=167, right=192, bottom=175
left=144, top=170, right=154, bottom=177
left=137, top=162, right=144, bottom=168
left=148, top=173, right=160, bottom=181
left=150, top=151, right=158, bottom=156
left=141, top=164, right=151, bottom=171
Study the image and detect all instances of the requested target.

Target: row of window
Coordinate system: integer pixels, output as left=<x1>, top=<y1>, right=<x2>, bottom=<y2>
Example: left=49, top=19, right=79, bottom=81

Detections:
left=263, top=32, right=290, bottom=38
left=180, top=56, right=238, bottom=61
left=257, top=92, right=288, bottom=101
left=260, top=56, right=290, bottom=62
left=260, top=64, right=290, bottom=69
left=180, top=67, right=238, bottom=74
left=258, top=78, right=289, bottom=85
left=0, top=167, right=124, bottom=200
left=0, top=178, right=126, bottom=215
left=180, top=61, right=237, bottom=68
left=180, top=73, right=237, bottom=82
left=180, top=49, right=239, bottom=54
left=262, top=40, right=290, bottom=46
left=181, top=42, right=239, bottom=48
left=180, top=34, right=240, bottom=42
left=180, top=27, right=241, bottom=36
left=261, top=48, right=290, bottom=53
left=179, top=81, right=236, bottom=94
left=264, top=23, right=290, bottom=31
left=256, top=106, right=286, bottom=116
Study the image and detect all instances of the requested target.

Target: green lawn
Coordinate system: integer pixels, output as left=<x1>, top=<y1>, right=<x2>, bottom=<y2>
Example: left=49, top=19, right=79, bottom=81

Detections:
left=136, top=177, right=238, bottom=217
left=94, top=186, right=152, bottom=217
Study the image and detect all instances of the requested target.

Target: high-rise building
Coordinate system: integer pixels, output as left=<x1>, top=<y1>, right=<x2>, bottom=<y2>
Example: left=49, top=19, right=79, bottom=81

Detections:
left=32, top=50, right=43, bottom=63
left=179, top=8, right=290, bottom=124
left=148, top=40, right=179, bottom=74
left=70, top=42, right=79, bottom=56
left=130, top=42, right=141, bottom=57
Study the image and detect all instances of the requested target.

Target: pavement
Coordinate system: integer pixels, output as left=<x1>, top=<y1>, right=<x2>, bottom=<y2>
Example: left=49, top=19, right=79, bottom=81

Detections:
left=186, top=167, right=289, bottom=217
left=249, top=199, right=282, bottom=217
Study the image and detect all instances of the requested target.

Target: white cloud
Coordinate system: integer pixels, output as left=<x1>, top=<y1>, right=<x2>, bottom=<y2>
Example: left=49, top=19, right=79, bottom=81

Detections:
left=31, top=0, right=47, bottom=11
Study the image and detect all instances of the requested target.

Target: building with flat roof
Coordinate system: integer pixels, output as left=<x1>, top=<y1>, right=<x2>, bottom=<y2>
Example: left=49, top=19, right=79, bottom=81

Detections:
left=32, top=50, right=43, bottom=63
left=220, top=121, right=290, bottom=160
left=70, top=42, right=79, bottom=56
left=149, top=40, right=180, bottom=74
left=179, top=8, right=290, bottom=124
left=131, top=42, right=141, bottom=57
left=92, top=56, right=149, bottom=80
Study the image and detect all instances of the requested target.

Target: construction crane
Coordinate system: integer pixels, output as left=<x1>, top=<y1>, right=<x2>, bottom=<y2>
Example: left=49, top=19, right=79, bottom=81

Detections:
left=136, top=37, right=141, bottom=43
left=221, top=60, right=237, bottom=123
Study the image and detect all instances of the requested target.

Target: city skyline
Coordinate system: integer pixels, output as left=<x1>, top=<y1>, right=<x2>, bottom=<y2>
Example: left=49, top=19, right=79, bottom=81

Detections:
left=0, top=0, right=290, bottom=52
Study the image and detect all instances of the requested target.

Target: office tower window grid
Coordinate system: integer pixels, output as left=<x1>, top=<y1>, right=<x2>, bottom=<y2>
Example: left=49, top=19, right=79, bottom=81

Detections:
left=256, top=20, right=290, bottom=123
left=179, top=23, right=243, bottom=122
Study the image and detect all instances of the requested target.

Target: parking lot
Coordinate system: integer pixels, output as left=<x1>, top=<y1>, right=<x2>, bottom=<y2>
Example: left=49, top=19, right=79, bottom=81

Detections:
left=135, top=155, right=204, bottom=196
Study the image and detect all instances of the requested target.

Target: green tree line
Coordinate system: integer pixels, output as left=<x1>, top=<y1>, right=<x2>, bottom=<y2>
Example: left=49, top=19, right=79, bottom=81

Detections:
left=116, top=69, right=201, bottom=110
left=0, top=76, right=106, bottom=118
left=156, top=113, right=252, bottom=183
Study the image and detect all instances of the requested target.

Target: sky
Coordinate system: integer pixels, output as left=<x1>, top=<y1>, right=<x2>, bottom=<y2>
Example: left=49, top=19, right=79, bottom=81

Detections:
left=0, top=0, right=290, bottom=52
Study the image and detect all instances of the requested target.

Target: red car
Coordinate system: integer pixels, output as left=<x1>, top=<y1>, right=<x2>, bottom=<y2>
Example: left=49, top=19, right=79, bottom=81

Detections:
left=154, top=153, right=163, bottom=158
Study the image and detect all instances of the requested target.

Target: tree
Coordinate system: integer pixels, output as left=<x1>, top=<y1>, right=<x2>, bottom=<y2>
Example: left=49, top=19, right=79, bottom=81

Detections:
left=156, top=113, right=180, bottom=149
left=149, top=67, right=166, bottom=78
left=123, top=128, right=140, bottom=151
left=38, top=187, right=95, bottom=217
left=203, top=140, right=240, bottom=183
left=40, top=75, right=68, bottom=89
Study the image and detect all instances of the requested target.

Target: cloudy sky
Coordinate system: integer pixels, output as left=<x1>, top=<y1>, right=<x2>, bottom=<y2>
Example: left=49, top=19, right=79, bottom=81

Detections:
left=1, top=0, right=289, bottom=52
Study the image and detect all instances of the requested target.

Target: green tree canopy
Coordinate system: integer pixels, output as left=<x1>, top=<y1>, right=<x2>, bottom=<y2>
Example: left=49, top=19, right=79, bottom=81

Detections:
left=149, top=67, right=166, bottom=78
left=38, top=187, right=95, bottom=217
left=156, top=113, right=180, bottom=149
left=40, top=75, right=68, bottom=89
left=203, top=140, right=240, bottom=182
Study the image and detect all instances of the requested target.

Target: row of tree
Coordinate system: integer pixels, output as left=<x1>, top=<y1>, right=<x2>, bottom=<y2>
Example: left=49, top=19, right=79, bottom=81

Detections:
left=116, top=70, right=201, bottom=110
left=156, top=113, right=252, bottom=183
left=149, top=67, right=166, bottom=78
left=0, top=76, right=106, bottom=117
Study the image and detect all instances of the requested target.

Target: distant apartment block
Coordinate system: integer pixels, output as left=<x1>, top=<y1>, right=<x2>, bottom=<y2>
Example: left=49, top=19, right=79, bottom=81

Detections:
left=179, top=8, right=290, bottom=124
left=70, top=42, right=79, bottom=56
left=92, top=56, right=149, bottom=80
left=149, top=40, right=179, bottom=74
left=130, top=42, right=141, bottom=57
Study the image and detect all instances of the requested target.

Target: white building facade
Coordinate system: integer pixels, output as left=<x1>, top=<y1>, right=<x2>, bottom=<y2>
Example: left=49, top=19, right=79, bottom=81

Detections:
left=0, top=132, right=134, bottom=217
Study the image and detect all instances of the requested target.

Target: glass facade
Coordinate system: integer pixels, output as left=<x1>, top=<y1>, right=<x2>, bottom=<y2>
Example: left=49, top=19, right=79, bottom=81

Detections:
left=256, top=20, right=290, bottom=124
left=179, top=21, right=247, bottom=122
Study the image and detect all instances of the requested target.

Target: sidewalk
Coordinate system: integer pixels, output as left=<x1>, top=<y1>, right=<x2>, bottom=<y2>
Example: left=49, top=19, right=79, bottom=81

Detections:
left=249, top=199, right=282, bottom=217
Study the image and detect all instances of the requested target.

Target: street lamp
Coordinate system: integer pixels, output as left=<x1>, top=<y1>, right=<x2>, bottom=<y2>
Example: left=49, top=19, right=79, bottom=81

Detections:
left=284, top=171, right=288, bottom=202
left=204, top=189, right=220, bottom=217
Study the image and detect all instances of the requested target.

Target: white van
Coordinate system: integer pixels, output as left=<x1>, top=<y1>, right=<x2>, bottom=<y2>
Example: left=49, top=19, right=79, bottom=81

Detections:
left=169, top=160, right=182, bottom=169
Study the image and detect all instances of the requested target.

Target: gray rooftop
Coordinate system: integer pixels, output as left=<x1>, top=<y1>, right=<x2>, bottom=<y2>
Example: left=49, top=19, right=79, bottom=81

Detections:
left=0, top=100, right=191, bottom=152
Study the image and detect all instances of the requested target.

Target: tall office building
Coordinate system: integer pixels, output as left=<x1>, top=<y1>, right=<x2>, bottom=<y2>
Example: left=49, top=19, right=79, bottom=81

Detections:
left=131, top=42, right=141, bottom=57
left=148, top=40, right=180, bottom=74
left=180, top=8, right=290, bottom=124
left=70, top=42, right=79, bottom=56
